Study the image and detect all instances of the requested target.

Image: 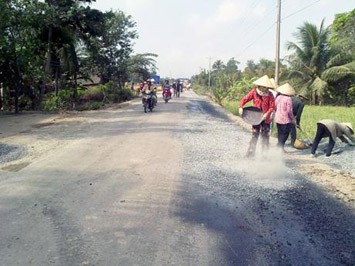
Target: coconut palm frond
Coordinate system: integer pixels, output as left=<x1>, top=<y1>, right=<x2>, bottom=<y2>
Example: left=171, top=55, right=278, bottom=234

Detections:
left=326, top=53, right=345, bottom=68
left=322, top=63, right=355, bottom=82
left=344, top=61, right=355, bottom=71
left=310, top=77, right=327, bottom=94
left=287, top=70, right=307, bottom=80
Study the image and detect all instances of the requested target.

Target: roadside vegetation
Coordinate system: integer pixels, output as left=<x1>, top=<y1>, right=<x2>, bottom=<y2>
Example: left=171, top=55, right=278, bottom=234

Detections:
left=192, top=9, right=355, bottom=138
left=0, top=0, right=157, bottom=113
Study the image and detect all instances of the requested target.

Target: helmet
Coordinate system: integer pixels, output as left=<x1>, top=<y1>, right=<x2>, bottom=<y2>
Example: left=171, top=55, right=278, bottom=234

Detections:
left=150, top=78, right=155, bottom=82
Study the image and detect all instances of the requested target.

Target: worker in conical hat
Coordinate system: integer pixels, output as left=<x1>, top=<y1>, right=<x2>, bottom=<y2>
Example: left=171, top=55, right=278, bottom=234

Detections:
left=311, top=120, right=354, bottom=157
left=274, top=83, right=296, bottom=151
left=239, top=75, right=275, bottom=157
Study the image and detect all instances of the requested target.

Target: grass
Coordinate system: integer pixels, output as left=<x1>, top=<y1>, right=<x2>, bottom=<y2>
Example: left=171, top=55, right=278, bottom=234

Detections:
left=222, top=99, right=355, bottom=140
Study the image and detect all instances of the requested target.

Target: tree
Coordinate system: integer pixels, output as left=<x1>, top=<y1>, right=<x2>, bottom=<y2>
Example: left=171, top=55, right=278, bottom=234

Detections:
left=84, top=10, right=137, bottom=87
left=321, top=9, right=355, bottom=105
left=43, top=0, right=100, bottom=95
left=243, top=60, right=257, bottom=78
left=256, top=58, right=275, bottom=77
left=0, top=0, right=49, bottom=113
left=286, top=19, right=330, bottom=104
left=126, top=53, right=158, bottom=82
left=225, top=57, right=240, bottom=74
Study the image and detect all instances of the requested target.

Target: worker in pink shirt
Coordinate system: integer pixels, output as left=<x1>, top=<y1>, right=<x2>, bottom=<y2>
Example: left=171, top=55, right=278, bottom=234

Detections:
left=274, top=83, right=296, bottom=152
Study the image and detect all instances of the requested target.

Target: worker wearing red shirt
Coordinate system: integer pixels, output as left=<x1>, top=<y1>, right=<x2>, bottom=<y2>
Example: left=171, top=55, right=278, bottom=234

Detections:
left=239, top=75, right=275, bottom=157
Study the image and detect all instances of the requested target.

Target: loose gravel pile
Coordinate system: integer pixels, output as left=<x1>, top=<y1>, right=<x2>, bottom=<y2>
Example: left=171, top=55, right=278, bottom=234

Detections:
left=285, top=138, right=355, bottom=176
left=0, top=143, right=26, bottom=164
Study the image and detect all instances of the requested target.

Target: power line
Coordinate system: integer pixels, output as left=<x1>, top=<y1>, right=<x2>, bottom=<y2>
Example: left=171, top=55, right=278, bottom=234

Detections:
left=282, top=0, right=321, bottom=21
left=236, top=0, right=322, bottom=59
left=236, top=22, right=276, bottom=58
left=237, top=0, right=279, bottom=42
left=236, top=2, right=279, bottom=58
left=237, top=0, right=261, bottom=34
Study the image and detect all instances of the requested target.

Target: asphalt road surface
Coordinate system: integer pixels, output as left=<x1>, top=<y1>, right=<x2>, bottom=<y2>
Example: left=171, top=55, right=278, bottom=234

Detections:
left=0, top=90, right=354, bottom=265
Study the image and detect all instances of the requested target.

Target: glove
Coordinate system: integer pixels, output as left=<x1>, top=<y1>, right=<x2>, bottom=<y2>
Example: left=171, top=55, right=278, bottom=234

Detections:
left=239, top=108, right=243, bottom=116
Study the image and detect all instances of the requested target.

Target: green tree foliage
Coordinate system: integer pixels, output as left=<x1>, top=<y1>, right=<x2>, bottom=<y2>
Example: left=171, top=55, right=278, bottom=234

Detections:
left=286, top=13, right=355, bottom=106
left=0, top=0, right=155, bottom=113
left=126, top=53, right=158, bottom=82
left=322, top=9, right=355, bottom=106
left=0, top=0, right=49, bottom=112
left=286, top=19, right=331, bottom=104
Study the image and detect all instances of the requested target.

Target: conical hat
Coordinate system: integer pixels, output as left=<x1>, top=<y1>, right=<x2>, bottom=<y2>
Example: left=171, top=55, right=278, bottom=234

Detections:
left=276, top=83, right=295, bottom=96
left=269, top=78, right=277, bottom=89
left=253, top=75, right=273, bottom=88
left=298, top=93, right=309, bottom=100
left=342, top=123, right=354, bottom=134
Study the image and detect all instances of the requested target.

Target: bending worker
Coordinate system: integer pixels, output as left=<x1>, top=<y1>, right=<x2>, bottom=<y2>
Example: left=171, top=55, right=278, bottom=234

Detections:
left=311, top=119, right=354, bottom=157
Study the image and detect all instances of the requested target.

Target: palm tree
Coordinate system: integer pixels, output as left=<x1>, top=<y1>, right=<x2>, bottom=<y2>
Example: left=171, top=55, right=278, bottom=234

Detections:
left=286, top=19, right=330, bottom=104
left=321, top=10, right=355, bottom=106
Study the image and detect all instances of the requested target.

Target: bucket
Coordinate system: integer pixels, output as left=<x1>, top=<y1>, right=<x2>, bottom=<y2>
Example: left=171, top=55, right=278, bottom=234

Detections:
left=293, top=139, right=311, bottom=150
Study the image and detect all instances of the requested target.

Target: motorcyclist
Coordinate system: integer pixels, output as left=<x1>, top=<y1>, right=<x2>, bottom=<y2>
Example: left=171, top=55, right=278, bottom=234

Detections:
left=162, top=79, right=172, bottom=98
left=146, top=79, right=157, bottom=106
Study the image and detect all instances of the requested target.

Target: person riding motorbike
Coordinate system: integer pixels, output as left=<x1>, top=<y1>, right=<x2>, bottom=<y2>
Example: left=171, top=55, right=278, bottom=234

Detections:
left=162, top=79, right=172, bottom=99
left=145, top=79, right=157, bottom=106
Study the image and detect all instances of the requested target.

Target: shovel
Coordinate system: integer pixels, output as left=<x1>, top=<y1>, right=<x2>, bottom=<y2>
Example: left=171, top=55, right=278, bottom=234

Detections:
left=297, top=126, right=313, bottom=145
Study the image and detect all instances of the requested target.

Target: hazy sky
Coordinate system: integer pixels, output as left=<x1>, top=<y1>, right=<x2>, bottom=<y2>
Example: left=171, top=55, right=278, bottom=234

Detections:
left=89, top=0, right=355, bottom=78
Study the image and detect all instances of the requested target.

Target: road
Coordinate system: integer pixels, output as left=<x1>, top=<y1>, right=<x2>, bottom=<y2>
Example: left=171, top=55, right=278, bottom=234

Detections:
left=0, top=90, right=354, bottom=265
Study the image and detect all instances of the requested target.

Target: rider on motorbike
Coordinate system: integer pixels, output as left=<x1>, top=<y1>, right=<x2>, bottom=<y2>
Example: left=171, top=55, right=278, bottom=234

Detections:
left=162, top=79, right=172, bottom=98
left=146, top=79, right=157, bottom=106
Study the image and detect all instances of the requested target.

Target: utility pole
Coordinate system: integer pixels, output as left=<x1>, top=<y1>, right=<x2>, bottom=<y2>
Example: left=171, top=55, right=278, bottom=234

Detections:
left=208, top=58, right=211, bottom=89
left=275, top=0, right=281, bottom=86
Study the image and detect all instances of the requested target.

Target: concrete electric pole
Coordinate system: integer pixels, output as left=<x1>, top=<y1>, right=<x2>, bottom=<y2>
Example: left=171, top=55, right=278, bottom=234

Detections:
left=275, top=0, right=281, bottom=86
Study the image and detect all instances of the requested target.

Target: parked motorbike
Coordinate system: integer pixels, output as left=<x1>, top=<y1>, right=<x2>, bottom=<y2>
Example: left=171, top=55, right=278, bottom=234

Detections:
left=162, top=88, right=172, bottom=103
left=142, top=91, right=154, bottom=113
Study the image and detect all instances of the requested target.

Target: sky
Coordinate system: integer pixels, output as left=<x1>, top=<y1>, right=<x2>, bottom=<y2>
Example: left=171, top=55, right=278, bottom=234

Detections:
left=88, top=0, right=355, bottom=78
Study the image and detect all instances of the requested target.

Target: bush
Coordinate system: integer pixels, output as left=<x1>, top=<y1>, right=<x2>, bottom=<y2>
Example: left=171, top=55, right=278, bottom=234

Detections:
left=81, top=86, right=105, bottom=102
left=88, top=101, right=104, bottom=110
left=41, top=90, right=72, bottom=112
left=101, top=82, right=133, bottom=103
left=41, top=95, right=61, bottom=112
left=18, top=95, right=33, bottom=110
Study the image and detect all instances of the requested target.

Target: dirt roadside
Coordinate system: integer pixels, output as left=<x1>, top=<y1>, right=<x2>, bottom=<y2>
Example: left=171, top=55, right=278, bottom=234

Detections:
left=0, top=103, right=354, bottom=209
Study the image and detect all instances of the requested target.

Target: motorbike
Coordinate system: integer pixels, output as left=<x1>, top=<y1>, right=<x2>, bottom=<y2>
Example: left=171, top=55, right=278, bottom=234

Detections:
left=162, top=88, right=172, bottom=103
left=142, top=91, right=154, bottom=113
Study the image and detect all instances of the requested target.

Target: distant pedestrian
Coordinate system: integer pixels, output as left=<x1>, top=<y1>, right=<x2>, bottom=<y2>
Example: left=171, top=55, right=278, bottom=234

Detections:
left=274, top=83, right=296, bottom=152
left=311, top=120, right=354, bottom=157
